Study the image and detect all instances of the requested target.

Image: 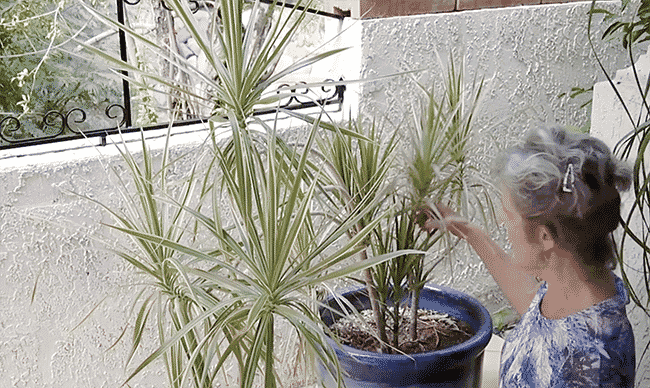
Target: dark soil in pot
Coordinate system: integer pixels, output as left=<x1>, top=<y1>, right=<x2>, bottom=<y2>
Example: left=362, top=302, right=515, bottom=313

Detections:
left=330, top=307, right=474, bottom=354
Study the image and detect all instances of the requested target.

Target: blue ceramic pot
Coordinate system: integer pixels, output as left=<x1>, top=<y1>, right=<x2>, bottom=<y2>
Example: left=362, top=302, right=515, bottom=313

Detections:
left=319, top=284, right=493, bottom=388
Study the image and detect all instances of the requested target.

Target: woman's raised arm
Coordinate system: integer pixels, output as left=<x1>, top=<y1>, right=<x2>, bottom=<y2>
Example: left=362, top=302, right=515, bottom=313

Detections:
left=420, top=204, right=539, bottom=315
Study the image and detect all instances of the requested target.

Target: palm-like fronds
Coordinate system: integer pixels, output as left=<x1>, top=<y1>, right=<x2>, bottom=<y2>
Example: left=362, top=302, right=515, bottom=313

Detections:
left=401, top=56, right=489, bottom=342
left=193, top=115, right=408, bottom=387
left=407, top=55, right=484, bottom=208
left=78, top=0, right=406, bottom=386
left=315, top=118, right=399, bottom=352
left=101, top=115, right=411, bottom=387
left=314, top=55, right=493, bottom=353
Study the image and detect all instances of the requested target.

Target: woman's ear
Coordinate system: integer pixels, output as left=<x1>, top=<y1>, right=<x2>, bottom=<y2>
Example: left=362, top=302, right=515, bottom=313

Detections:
left=538, top=225, right=555, bottom=252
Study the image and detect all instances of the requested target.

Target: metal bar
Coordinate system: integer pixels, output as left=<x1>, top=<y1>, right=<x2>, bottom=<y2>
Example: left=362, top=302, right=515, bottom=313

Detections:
left=254, top=0, right=347, bottom=19
left=116, top=0, right=133, bottom=128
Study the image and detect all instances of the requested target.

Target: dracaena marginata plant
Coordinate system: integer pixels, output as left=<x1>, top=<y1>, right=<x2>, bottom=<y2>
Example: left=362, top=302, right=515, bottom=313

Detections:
left=314, top=56, right=497, bottom=354
left=77, top=0, right=414, bottom=387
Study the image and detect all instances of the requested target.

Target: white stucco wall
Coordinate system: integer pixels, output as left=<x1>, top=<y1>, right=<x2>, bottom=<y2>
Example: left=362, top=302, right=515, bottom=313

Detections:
left=0, top=146, right=172, bottom=387
left=2, top=2, right=647, bottom=386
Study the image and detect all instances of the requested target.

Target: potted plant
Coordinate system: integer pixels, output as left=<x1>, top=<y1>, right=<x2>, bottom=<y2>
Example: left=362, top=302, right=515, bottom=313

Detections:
left=78, top=1, right=416, bottom=387
left=313, top=56, right=495, bottom=387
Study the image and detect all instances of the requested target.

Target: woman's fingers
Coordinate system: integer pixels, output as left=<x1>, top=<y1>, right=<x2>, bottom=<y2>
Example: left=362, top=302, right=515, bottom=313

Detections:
left=417, top=203, right=474, bottom=239
left=422, top=218, right=442, bottom=232
left=419, top=206, right=470, bottom=239
left=432, top=216, right=470, bottom=239
left=432, top=203, right=456, bottom=218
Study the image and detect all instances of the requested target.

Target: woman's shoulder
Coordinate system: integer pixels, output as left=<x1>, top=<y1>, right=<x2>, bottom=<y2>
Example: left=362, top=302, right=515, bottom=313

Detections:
left=500, top=276, right=635, bottom=387
left=563, top=276, right=630, bottom=333
left=561, top=288, right=636, bottom=387
left=566, top=304, right=633, bottom=351
left=504, top=275, right=634, bottom=364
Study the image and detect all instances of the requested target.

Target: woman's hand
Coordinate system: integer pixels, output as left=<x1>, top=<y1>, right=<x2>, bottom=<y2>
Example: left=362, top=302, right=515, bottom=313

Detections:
left=417, top=203, right=474, bottom=240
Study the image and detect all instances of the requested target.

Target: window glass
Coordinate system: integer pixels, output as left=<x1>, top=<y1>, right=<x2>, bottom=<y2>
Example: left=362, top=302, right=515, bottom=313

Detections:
left=0, top=0, right=124, bottom=147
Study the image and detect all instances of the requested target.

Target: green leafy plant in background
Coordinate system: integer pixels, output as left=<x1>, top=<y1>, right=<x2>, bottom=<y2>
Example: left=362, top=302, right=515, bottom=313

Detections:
left=0, top=0, right=121, bottom=139
left=588, top=0, right=650, bottom=373
left=315, top=56, right=496, bottom=354
left=78, top=0, right=416, bottom=387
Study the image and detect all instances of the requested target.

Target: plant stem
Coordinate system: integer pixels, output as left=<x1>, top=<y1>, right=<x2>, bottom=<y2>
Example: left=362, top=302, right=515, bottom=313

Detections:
left=265, top=315, right=277, bottom=388
left=409, top=276, right=421, bottom=342
left=361, top=250, right=389, bottom=353
left=392, top=299, right=400, bottom=351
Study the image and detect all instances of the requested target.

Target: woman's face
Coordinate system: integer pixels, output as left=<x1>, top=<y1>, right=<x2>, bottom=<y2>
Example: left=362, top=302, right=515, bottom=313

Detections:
left=500, top=190, right=544, bottom=274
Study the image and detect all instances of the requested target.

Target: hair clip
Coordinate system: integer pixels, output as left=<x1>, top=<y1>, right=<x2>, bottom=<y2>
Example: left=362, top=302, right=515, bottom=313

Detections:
left=562, top=163, right=575, bottom=193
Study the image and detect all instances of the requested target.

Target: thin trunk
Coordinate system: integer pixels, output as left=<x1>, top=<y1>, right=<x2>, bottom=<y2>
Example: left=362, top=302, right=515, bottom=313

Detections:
left=392, top=299, right=400, bottom=350
left=264, top=315, right=277, bottom=388
left=361, top=250, right=389, bottom=353
left=409, top=278, right=420, bottom=342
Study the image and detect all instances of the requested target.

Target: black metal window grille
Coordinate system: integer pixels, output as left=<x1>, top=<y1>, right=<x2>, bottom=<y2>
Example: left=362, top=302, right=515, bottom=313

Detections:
left=0, top=0, right=346, bottom=152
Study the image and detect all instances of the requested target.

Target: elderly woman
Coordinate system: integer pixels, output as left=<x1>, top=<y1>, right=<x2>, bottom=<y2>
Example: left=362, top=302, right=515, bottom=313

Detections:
left=421, top=126, right=635, bottom=387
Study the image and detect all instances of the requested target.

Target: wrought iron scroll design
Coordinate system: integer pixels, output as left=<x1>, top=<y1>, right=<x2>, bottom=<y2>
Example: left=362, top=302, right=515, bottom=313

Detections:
left=0, top=0, right=346, bottom=151
left=123, top=0, right=201, bottom=12
left=257, top=0, right=346, bottom=19
left=255, top=80, right=346, bottom=116
left=0, top=105, right=127, bottom=145
left=0, top=80, right=345, bottom=150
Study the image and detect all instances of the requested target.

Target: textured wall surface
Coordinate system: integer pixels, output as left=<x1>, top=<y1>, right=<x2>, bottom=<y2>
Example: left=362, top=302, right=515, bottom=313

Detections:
left=1, top=2, right=647, bottom=387
left=359, top=2, right=632, bottom=130
left=0, top=147, right=171, bottom=387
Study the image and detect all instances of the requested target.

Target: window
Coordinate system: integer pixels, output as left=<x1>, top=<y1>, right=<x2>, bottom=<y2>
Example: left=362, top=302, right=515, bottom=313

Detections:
left=0, top=0, right=347, bottom=152
left=1, top=0, right=125, bottom=149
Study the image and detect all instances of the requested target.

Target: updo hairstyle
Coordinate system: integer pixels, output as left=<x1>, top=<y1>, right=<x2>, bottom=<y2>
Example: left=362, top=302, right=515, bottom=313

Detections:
left=492, top=127, right=632, bottom=266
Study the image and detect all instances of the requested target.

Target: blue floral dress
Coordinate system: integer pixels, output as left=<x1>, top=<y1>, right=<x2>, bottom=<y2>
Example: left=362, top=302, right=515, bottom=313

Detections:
left=499, top=275, right=635, bottom=387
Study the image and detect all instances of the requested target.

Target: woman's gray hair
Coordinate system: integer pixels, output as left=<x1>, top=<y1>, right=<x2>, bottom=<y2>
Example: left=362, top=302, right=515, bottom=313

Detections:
left=493, top=126, right=632, bottom=265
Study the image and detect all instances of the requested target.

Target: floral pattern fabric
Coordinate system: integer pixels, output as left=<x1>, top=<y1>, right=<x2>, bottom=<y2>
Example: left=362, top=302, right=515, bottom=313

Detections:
left=499, top=275, right=635, bottom=387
